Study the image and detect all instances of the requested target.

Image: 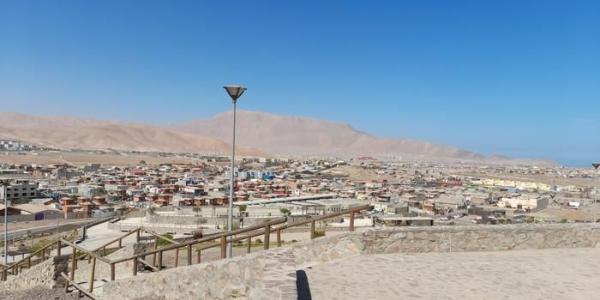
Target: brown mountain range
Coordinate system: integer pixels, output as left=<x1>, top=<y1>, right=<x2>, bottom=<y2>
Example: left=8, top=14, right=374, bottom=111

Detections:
left=0, top=111, right=544, bottom=163
left=0, top=112, right=262, bottom=156
left=173, top=110, right=486, bottom=160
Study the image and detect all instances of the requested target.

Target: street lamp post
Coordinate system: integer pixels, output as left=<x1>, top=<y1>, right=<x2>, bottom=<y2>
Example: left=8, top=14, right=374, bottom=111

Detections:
left=1, top=181, right=8, bottom=265
left=223, top=85, right=247, bottom=258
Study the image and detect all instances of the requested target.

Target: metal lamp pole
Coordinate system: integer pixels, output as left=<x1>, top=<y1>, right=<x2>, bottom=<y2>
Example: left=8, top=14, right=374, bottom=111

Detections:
left=2, top=181, right=8, bottom=265
left=223, top=85, right=246, bottom=258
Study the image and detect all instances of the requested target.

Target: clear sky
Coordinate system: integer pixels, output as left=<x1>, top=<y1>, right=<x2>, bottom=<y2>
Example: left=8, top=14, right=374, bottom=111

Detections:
left=1, top=1, right=598, bottom=166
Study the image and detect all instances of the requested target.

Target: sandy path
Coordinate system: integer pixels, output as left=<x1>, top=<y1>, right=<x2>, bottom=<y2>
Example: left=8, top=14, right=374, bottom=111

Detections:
left=304, top=248, right=600, bottom=300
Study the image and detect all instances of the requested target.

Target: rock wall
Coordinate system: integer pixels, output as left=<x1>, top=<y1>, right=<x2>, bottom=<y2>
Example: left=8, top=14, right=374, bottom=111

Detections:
left=99, top=223, right=600, bottom=300
left=361, top=223, right=600, bottom=254
left=0, top=255, right=69, bottom=292
left=101, top=248, right=297, bottom=300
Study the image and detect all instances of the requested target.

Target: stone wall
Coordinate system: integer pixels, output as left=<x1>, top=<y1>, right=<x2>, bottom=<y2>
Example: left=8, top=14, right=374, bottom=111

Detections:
left=361, top=223, right=600, bottom=254
left=0, top=255, right=69, bottom=293
left=99, top=223, right=600, bottom=300
left=101, top=248, right=297, bottom=300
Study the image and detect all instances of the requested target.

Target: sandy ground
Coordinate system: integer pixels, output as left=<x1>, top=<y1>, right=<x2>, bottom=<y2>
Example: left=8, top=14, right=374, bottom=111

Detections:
left=304, top=248, right=600, bottom=300
left=3, top=287, right=79, bottom=300
left=0, top=151, right=200, bottom=166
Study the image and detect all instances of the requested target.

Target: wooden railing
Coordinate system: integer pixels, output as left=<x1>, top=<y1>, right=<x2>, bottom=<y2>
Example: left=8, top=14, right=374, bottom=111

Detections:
left=60, top=272, right=97, bottom=300
left=1, top=239, right=62, bottom=280
left=2, top=205, right=370, bottom=297
left=88, top=228, right=141, bottom=257
left=0, top=216, right=118, bottom=281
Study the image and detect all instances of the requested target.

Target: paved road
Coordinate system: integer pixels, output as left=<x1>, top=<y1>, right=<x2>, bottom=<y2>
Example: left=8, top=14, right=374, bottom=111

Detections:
left=0, top=219, right=92, bottom=241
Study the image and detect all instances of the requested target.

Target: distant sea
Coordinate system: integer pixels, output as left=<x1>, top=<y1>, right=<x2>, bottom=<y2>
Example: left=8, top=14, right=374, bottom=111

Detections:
left=556, top=157, right=598, bottom=168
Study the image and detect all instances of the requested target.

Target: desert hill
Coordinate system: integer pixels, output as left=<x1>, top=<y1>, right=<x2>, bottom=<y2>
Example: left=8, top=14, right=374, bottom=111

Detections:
left=0, top=111, right=547, bottom=164
left=174, top=110, right=484, bottom=160
left=0, top=112, right=263, bottom=156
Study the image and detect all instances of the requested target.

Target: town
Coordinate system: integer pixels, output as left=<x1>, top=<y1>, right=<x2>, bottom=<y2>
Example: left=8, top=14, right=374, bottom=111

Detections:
left=2, top=1, right=600, bottom=298
left=2, top=150, right=599, bottom=253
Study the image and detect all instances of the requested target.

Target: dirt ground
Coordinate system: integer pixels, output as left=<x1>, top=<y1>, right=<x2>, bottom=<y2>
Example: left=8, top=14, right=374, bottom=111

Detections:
left=305, top=247, right=600, bottom=300
left=0, top=151, right=199, bottom=167
left=3, top=287, right=79, bottom=300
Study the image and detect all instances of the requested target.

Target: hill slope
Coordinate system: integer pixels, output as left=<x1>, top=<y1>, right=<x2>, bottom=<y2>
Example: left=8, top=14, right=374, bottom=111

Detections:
left=0, top=111, right=547, bottom=163
left=0, top=112, right=262, bottom=156
left=174, top=110, right=484, bottom=160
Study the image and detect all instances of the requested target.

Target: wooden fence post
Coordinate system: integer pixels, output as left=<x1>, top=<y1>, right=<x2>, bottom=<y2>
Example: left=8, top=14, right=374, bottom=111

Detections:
left=70, top=247, right=77, bottom=281
left=246, top=237, right=251, bottom=254
left=57, top=240, right=62, bottom=256
left=157, top=251, right=163, bottom=270
left=349, top=211, right=355, bottom=231
left=110, top=263, right=115, bottom=281
left=152, top=236, right=158, bottom=266
left=132, top=258, right=138, bottom=276
left=310, top=220, right=316, bottom=239
left=89, top=257, right=96, bottom=293
left=220, top=236, right=227, bottom=259
left=187, top=245, right=192, bottom=266
left=277, top=229, right=282, bottom=247
left=175, top=248, right=180, bottom=267
left=264, top=225, right=271, bottom=250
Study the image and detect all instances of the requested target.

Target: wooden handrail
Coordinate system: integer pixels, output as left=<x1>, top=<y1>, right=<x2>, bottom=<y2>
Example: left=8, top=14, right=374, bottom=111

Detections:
left=194, top=205, right=369, bottom=252
left=138, top=258, right=159, bottom=272
left=86, top=216, right=118, bottom=228
left=111, top=218, right=287, bottom=264
left=60, top=272, right=98, bottom=300
left=1, top=240, right=60, bottom=272
left=141, top=229, right=181, bottom=245
left=274, top=205, right=369, bottom=231
left=1, top=217, right=120, bottom=275
left=3, top=205, right=371, bottom=286
left=60, top=239, right=112, bottom=264
left=89, top=228, right=140, bottom=253
left=111, top=206, right=369, bottom=265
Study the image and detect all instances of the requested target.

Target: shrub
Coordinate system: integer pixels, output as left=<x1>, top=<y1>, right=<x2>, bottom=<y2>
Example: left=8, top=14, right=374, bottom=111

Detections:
left=156, top=233, right=174, bottom=246
left=313, top=229, right=326, bottom=238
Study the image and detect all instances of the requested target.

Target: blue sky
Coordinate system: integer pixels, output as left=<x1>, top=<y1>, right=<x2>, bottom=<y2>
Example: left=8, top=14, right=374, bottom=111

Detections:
left=1, top=1, right=598, bottom=166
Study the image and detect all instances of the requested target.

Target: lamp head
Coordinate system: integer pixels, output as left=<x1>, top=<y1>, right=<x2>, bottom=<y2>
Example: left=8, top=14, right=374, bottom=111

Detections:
left=223, top=85, right=247, bottom=102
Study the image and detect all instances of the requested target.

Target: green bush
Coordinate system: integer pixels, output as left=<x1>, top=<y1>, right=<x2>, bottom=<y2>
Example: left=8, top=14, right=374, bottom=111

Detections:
left=313, top=229, right=326, bottom=238
left=156, top=233, right=174, bottom=247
